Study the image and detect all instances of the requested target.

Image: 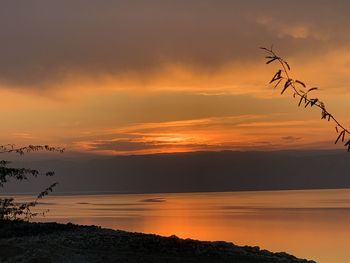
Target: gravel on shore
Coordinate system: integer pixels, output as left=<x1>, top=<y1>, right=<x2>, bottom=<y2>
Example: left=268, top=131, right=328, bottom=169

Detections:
left=0, top=220, right=316, bottom=263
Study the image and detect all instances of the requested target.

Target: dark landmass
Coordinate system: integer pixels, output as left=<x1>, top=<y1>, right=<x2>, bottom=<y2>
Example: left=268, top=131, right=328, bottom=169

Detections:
left=0, top=220, right=315, bottom=263
left=3, top=150, right=350, bottom=194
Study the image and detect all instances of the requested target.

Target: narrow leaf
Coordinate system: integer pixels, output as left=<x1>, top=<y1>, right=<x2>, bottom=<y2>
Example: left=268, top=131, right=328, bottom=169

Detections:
left=284, top=60, right=291, bottom=70
left=281, top=79, right=291, bottom=94
left=345, top=140, right=350, bottom=152
left=295, top=80, right=306, bottom=87
left=273, top=78, right=282, bottom=89
left=310, top=98, right=318, bottom=106
left=298, top=95, right=305, bottom=107
left=266, top=58, right=277, bottom=64
left=269, top=70, right=282, bottom=84
left=308, top=87, right=318, bottom=93
left=335, top=131, right=345, bottom=144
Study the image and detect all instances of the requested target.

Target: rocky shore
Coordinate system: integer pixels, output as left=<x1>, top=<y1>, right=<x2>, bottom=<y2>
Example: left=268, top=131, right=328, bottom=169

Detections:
left=0, top=220, right=316, bottom=263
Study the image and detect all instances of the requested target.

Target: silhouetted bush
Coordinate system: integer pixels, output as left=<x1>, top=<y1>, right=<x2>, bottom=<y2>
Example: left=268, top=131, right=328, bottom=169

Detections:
left=0, top=144, right=63, bottom=220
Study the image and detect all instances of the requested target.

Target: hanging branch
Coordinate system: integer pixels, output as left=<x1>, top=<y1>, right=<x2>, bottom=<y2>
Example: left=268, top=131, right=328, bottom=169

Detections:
left=261, top=46, right=350, bottom=152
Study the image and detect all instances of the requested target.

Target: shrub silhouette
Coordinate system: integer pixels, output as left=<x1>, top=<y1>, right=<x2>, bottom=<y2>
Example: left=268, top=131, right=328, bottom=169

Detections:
left=0, top=144, right=63, bottom=220
left=261, top=46, right=350, bottom=151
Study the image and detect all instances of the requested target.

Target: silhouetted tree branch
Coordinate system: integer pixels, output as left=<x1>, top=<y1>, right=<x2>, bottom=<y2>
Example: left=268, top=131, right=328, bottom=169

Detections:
left=0, top=144, right=64, bottom=220
left=0, top=144, right=64, bottom=155
left=261, top=46, right=350, bottom=151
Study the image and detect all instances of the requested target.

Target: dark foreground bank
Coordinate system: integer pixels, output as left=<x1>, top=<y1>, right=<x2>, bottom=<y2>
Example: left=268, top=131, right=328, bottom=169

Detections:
left=0, top=221, right=315, bottom=263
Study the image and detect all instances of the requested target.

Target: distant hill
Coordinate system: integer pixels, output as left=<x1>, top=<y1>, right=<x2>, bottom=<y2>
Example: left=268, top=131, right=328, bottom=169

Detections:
left=2, top=150, right=349, bottom=194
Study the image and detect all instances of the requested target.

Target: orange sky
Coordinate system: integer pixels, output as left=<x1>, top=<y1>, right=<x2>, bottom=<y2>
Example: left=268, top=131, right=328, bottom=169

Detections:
left=1, top=1, right=350, bottom=155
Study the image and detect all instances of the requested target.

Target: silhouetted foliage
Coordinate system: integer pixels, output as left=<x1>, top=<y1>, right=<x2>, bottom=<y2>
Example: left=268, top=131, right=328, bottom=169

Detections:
left=261, top=46, right=350, bottom=151
left=0, top=144, right=64, bottom=220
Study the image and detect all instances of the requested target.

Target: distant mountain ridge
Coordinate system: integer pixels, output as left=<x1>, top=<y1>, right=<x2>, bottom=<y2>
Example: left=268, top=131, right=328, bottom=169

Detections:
left=2, top=150, right=349, bottom=194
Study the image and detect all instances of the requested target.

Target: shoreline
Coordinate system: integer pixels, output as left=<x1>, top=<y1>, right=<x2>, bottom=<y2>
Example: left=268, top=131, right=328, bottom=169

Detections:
left=2, top=186, right=350, bottom=197
left=0, top=220, right=316, bottom=263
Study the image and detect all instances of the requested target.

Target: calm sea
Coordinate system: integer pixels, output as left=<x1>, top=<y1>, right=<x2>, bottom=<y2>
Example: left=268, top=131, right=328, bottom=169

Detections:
left=12, top=189, right=350, bottom=263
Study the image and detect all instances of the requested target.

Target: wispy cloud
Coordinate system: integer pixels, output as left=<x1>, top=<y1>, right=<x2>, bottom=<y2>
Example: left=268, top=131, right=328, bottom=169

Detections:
left=72, top=115, right=336, bottom=155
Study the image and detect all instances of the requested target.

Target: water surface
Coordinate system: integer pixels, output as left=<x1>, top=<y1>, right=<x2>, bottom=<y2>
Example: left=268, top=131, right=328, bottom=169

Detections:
left=13, top=189, right=350, bottom=263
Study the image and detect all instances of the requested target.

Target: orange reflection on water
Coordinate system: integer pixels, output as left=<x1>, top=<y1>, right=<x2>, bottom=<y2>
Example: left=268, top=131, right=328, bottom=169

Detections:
left=14, top=189, right=350, bottom=263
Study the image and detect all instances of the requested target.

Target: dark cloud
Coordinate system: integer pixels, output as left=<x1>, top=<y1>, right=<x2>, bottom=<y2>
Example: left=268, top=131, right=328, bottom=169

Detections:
left=90, top=140, right=161, bottom=152
left=81, top=138, right=281, bottom=154
left=1, top=0, right=350, bottom=87
left=140, top=198, right=166, bottom=203
left=86, top=139, right=218, bottom=152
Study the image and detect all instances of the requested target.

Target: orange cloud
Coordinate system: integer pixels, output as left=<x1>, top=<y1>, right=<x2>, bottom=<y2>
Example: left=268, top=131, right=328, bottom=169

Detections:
left=72, top=115, right=338, bottom=155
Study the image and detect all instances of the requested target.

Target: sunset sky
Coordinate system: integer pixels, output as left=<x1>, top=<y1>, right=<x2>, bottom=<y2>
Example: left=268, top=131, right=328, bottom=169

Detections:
left=1, top=1, right=350, bottom=155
